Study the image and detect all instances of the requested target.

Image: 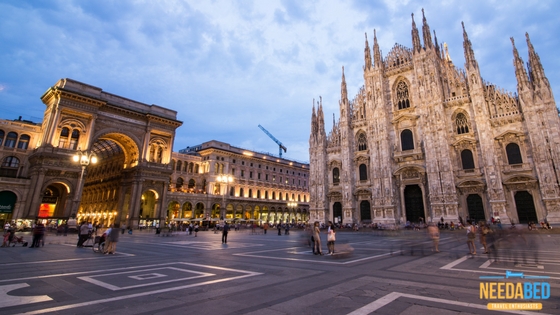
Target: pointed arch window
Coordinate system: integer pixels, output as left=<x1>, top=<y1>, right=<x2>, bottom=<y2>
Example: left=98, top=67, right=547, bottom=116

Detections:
left=401, top=129, right=414, bottom=151
left=396, top=81, right=411, bottom=110
left=456, top=113, right=469, bottom=134
left=506, top=143, right=523, bottom=165
left=359, top=164, right=368, bottom=180
left=461, top=149, right=475, bottom=170
left=357, top=133, right=367, bottom=151
left=332, top=167, right=340, bottom=185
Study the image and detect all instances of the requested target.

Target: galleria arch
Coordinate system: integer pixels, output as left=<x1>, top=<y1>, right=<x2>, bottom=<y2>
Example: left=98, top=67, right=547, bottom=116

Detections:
left=20, top=79, right=182, bottom=228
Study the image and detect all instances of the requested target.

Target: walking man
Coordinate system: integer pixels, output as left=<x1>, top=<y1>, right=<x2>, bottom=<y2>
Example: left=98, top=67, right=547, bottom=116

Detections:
left=222, top=222, right=230, bottom=244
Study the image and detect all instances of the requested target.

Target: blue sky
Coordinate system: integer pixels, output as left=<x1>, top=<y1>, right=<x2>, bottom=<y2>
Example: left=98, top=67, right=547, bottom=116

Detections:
left=1, top=0, right=559, bottom=162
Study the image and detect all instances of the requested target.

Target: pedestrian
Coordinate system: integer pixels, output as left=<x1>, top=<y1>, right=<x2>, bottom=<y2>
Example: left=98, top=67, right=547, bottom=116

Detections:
left=222, top=222, right=230, bottom=244
left=285, top=224, right=290, bottom=235
left=466, top=220, right=477, bottom=255
left=327, top=221, right=336, bottom=255
left=479, top=221, right=489, bottom=254
left=313, top=221, right=323, bottom=255
left=76, top=222, right=90, bottom=247
left=31, top=222, right=45, bottom=248
left=194, top=224, right=199, bottom=237
left=263, top=222, right=268, bottom=234
left=277, top=223, right=282, bottom=235
left=427, top=222, right=440, bottom=252
left=105, top=223, right=120, bottom=254
left=121, top=223, right=126, bottom=234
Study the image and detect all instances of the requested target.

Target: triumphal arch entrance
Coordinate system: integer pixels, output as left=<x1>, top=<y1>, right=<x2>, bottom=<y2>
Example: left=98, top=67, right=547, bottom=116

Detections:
left=20, top=78, right=182, bottom=228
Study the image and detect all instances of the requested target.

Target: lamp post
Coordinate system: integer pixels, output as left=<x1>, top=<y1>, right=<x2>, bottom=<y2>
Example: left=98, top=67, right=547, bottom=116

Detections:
left=72, top=150, right=98, bottom=218
left=216, top=174, right=234, bottom=220
left=287, top=201, right=298, bottom=224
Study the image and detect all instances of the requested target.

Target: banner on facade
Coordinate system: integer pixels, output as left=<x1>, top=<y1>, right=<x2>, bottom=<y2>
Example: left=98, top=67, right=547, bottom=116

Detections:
left=0, top=191, right=17, bottom=213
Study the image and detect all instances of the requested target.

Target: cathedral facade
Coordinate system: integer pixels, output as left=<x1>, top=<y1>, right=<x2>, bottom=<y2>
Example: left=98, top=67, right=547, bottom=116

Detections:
left=309, top=10, right=560, bottom=226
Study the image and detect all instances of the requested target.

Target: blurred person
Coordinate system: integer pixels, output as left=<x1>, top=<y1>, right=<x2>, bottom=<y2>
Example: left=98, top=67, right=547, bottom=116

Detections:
left=466, top=221, right=477, bottom=255
left=105, top=223, right=120, bottom=254
left=427, top=223, right=439, bottom=252
left=479, top=221, right=490, bottom=254
left=327, top=221, right=336, bottom=255
left=313, top=221, right=323, bottom=255
left=222, top=222, right=230, bottom=244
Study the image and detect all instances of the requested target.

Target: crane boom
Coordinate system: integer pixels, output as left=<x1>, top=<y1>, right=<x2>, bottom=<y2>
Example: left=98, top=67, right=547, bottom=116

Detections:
left=258, top=125, right=287, bottom=157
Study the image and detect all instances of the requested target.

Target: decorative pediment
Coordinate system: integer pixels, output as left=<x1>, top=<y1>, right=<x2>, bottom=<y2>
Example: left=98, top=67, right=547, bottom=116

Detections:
left=451, top=137, right=477, bottom=150
left=354, top=188, right=372, bottom=197
left=503, top=175, right=536, bottom=184
left=393, top=164, right=425, bottom=177
left=495, top=130, right=525, bottom=142
left=354, top=154, right=370, bottom=164
left=329, top=160, right=342, bottom=169
left=392, top=113, right=420, bottom=125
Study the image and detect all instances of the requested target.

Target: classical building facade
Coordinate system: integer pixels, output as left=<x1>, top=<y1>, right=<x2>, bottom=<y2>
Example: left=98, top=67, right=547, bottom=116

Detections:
left=0, top=79, right=309, bottom=228
left=309, top=10, right=560, bottom=225
left=166, top=141, right=309, bottom=225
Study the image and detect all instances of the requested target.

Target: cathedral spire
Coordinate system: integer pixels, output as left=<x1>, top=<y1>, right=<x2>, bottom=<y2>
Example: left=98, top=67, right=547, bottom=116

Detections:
left=373, top=29, right=383, bottom=69
left=364, top=33, right=372, bottom=71
left=511, top=37, right=530, bottom=92
left=433, top=30, right=441, bottom=58
left=317, top=97, right=325, bottom=134
left=526, top=32, right=550, bottom=90
left=411, top=13, right=422, bottom=53
left=462, top=22, right=478, bottom=70
left=421, top=8, right=433, bottom=49
left=341, top=66, right=348, bottom=101
left=310, top=99, right=317, bottom=142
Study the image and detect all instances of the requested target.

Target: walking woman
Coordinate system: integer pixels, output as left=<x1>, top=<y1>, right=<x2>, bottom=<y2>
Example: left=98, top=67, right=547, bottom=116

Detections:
left=327, top=221, right=336, bottom=255
left=313, top=221, right=323, bottom=255
left=466, top=220, right=477, bottom=255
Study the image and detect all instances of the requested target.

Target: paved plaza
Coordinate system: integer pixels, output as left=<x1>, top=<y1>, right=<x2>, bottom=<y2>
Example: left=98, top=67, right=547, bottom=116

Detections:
left=0, top=227, right=559, bottom=314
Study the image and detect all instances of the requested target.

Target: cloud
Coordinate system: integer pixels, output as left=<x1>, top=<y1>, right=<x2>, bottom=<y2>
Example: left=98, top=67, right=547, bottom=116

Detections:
left=1, top=0, right=559, bottom=163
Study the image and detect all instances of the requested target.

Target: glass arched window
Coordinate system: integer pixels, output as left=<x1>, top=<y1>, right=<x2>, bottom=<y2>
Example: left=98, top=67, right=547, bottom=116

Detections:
left=401, top=129, right=414, bottom=151
left=188, top=179, right=195, bottom=189
left=359, top=164, right=368, bottom=180
left=0, top=156, right=19, bottom=178
left=248, top=189, right=253, bottom=198
left=461, top=149, right=475, bottom=170
left=396, top=81, right=410, bottom=110
left=240, top=188, right=244, bottom=197
left=70, top=129, right=80, bottom=149
left=176, top=160, right=182, bottom=171
left=357, top=133, right=367, bottom=151
left=265, top=191, right=269, bottom=199
left=58, top=128, right=69, bottom=148
left=506, top=143, right=523, bottom=165
left=257, top=190, right=261, bottom=199
left=0, top=130, right=4, bottom=146
left=176, top=177, right=184, bottom=189
left=332, top=167, right=340, bottom=185
left=272, top=191, right=276, bottom=200
left=5, top=132, right=17, bottom=148
left=17, top=134, right=30, bottom=149
left=456, top=113, right=469, bottom=134
left=229, top=187, right=234, bottom=196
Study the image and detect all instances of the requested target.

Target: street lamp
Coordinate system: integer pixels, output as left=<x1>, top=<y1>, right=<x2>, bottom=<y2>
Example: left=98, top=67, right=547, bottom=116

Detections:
left=71, top=150, right=98, bottom=218
left=216, top=174, right=234, bottom=220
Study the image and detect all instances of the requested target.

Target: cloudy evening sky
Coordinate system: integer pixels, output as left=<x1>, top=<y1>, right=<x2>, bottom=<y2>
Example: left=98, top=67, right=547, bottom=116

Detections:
left=1, top=0, right=559, bottom=162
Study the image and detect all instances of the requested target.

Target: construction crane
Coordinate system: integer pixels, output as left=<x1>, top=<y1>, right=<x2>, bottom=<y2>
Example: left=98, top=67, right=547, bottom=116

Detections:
left=258, top=124, right=287, bottom=157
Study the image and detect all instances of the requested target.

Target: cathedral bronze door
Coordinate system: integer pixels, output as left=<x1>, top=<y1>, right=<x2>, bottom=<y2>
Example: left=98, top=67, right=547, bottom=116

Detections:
left=466, top=194, right=485, bottom=223
left=514, top=191, right=538, bottom=224
left=360, top=200, right=371, bottom=222
left=333, top=202, right=342, bottom=224
left=404, top=185, right=424, bottom=223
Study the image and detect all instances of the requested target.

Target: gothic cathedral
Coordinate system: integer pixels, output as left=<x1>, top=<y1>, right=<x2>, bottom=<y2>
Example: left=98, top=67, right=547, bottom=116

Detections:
left=309, top=10, right=560, bottom=226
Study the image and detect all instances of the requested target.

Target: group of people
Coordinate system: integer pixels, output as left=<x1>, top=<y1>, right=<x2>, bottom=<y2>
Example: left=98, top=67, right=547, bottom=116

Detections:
left=311, top=221, right=336, bottom=255
left=76, top=221, right=120, bottom=254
